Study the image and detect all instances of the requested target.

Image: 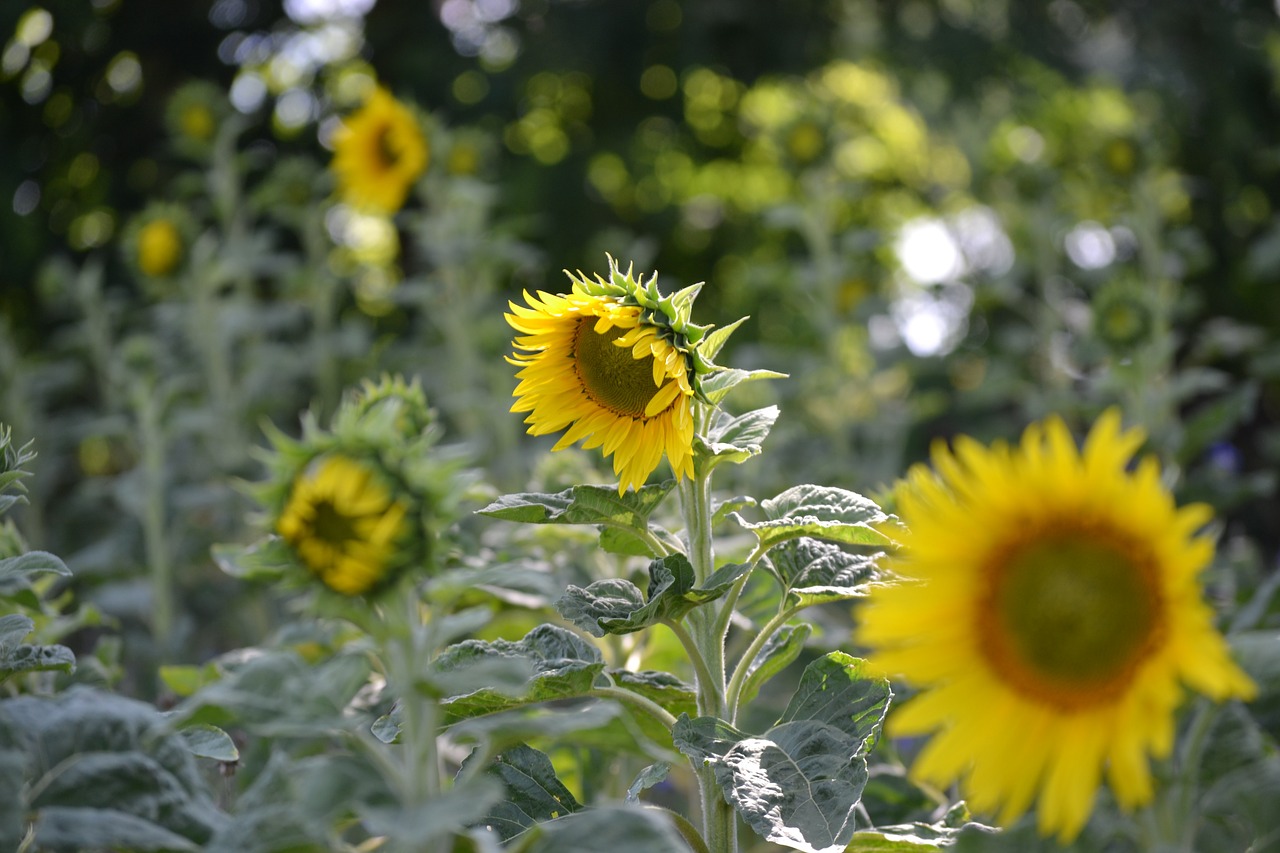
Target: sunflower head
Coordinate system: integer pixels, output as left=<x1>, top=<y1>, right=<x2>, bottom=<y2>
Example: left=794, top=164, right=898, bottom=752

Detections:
left=856, top=409, right=1255, bottom=841
left=252, top=376, right=466, bottom=598
left=330, top=86, right=429, bottom=215
left=122, top=204, right=195, bottom=288
left=1092, top=278, right=1154, bottom=352
left=506, top=255, right=727, bottom=493
left=164, top=81, right=231, bottom=159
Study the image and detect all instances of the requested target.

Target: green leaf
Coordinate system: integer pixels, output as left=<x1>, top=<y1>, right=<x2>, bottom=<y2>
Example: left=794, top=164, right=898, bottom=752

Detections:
left=557, top=555, right=746, bottom=636
left=0, top=613, right=34, bottom=648
left=477, top=481, right=676, bottom=529
left=607, top=669, right=698, bottom=718
left=437, top=624, right=604, bottom=724
left=0, top=708, right=25, bottom=853
left=732, top=485, right=898, bottom=552
left=626, top=762, right=671, bottom=804
left=696, top=406, right=779, bottom=470
left=700, top=367, right=788, bottom=406
left=701, top=316, right=748, bottom=360
left=158, top=663, right=222, bottom=699
left=770, top=538, right=887, bottom=610
left=737, top=622, right=812, bottom=708
left=34, top=806, right=200, bottom=852
left=210, top=537, right=295, bottom=581
left=360, top=778, right=506, bottom=848
left=448, top=702, right=625, bottom=754
left=673, top=653, right=892, bottom=853
left=599, top=526, right=659, bottom=557
left=0, top=643, right=75, bottom=676
left=460, top=744, right=582, bottom=841
left=179, top=724, right=239, bottom=762
left=371, top=707, right=401, bottom=744
left=0, top=550, right=71, bottom=584
left=507, top=805, right=693, bottom=853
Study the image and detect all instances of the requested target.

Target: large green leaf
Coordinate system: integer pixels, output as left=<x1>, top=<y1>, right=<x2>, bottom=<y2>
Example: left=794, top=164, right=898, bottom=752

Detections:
left=359, top=778, right=506, bottom=849
left=34, top=807, right=200, bottom=852
left=737, top=622, right=812, bottom=708
left=695, top=406, right=780, bottom=471
left=178, top=724, right=239, bottom=762
left=209, top=537, right=295, bottom=581
left=448, top=702, right=625, bottom=754
left=437, top=624, right=604, bottom=723
left=460, top=744, right=583, bottom=841
left=0, top=642, right=76, bottom=677
left=0, top=550, right=71, bottom=585
left=0, top=708, right=24, bottom=853
left=770, top=537, right=887, bottom=610
left=4, top=687, right=227, bottom=847
left=673, top=653, right=892, bottom=853
left=731, top=485, right=898, bottom=552
left=507, top=805, right=694, bottom=853
left=558, top=555, right=749, bottom=636
left=477, top=481, right=676, bottom=528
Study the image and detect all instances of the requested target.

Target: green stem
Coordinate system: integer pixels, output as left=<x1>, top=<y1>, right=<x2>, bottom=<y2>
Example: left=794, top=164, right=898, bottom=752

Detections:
left=725, top=606, right=797, bottom=724
left=675, top=434, right=736, bottom=853
left=591, top=686, right=680, bottom=730
left=711, top=542, right=769, bottom=643
left=384, top=587, right=441, bottom=809
left=134, top=385, right=172, bottom=657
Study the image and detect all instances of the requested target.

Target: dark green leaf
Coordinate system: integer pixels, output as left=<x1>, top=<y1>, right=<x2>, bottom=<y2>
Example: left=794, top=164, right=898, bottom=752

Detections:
left=626, top=762, right=671, bottom=804
left=731, top=485, right=898, bottom=551
left=0, top=550, right=71, bottom=584
left=673, top=654, right=892, bottom=853
left=737, top=622, right=812, bottom=708
left=360, top=778, right=505, bottom=848
left=508, top=805, right=693, bottom=853
left=437, top=624, right=604, bottom=724
left=0, top=709, right=24, bottom=853
left=0, top=643, right=75, bottom=676
left=607, top=669, right=698, bottom=718
left=460, top=744, right=582, bottom=841
left=179, top=725, right=239, bottom=762
left=558, top=556, right=747, bottom=637
left=770, top=538, right=887, bottom=609
left=477, top=481, right=676, bottom=529
left=448, top=703, right=624, bottom=754
left=34, top=806, right=200, bottom=852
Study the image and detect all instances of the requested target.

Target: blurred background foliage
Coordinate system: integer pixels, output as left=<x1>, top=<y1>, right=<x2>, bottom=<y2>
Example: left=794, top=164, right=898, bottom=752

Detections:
left=1, top=0, right=1279, bottom=700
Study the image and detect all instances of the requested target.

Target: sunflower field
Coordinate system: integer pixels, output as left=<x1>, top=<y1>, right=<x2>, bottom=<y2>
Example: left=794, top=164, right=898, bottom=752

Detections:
left=2, top=2, right=1280, bottom=852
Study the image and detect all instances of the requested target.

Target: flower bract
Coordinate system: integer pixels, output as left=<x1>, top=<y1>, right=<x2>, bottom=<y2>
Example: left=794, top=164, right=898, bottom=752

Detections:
left=856, top=409, right=1255, bottom=841
left=506, top=259, right=704, bottom=493
left=330, top=86, right=429, bottom=214
left=277, top=454, right=409, bottom=596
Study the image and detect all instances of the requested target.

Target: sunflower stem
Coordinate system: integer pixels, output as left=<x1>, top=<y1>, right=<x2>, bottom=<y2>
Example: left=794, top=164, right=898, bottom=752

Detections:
left=676, top=454, right=737, bottom=853
left=385, top=584, right=442, bottom=816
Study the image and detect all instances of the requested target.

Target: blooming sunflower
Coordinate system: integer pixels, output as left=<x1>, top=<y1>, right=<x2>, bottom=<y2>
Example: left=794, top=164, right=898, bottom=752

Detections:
left=330, top=86, right=429, bottom=214
left=507, top=259, right=709, bottom=493
left=277, top=454, right=410, bottom=596
left=856, top=409, right=1255, bottom=841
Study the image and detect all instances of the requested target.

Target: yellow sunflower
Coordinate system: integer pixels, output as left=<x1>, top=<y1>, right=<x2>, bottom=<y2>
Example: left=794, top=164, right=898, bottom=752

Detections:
left=856, top=409, right=1255, bottom=842
left=506, top=263, right=700, bottom=493
left=277, top=454, right=409, bottom=596
left=330, top=86, right=429, bottom=214
left=136, top=218, right=185, bottom=278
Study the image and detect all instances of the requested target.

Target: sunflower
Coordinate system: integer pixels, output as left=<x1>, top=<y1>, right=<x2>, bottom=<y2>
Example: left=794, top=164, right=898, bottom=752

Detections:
left=506, top=260, right=706, bottom=493
left=330, top=86, right=429, bottom=214
left=277, top=454, right=409, bottom=596
left=136, top=218, right=185, bottom=278
left=856, top=409, right=1255, bottom=842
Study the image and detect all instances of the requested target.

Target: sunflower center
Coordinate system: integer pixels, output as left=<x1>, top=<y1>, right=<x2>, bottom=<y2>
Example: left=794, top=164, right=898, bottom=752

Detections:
left=310, top=499, right=359, bottom=546
left=374, top=124, right=400, bottom=171
left=572, top=320, right=663, bottom=418
left=980, top=532, right=1164, bottom=709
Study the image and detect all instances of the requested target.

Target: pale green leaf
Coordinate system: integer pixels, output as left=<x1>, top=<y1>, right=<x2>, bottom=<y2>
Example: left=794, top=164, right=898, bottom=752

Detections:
left=700, top=368, right=788, bottom=406
left=0, top=643, right=75, bottom=676
left=696, top=406, right=780, bottom=470
left=0, top=550, right=71, bottom=584
left=179, top=724, right=239, bottom=762
left=210, top=537, right=294, bottom=581
left=738, top=622, right=812, bottom=708
left=771, top=538, right=887, bottom=610
left=34, top=807, right=200, bottom=852
left=508, top=805, right=692, bottom=853
left=626, top=762, right=671, bottom=804
left=732, top=485, right=898, bottom=551
left=477, top=481, right=676, bottom=528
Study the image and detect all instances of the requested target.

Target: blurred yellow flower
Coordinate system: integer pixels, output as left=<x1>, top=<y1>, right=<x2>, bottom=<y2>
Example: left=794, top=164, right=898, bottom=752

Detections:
left=506, top=273, right=696, bottom=493
left=136, top=218, right=184, bottom=278
left=277, top=455, right=409, bottom=596
left=857, top=409, right=1255, bottom=841
left=331, top=87, right=429, bottom=214
left=180, top=103, right=215, bottom=141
